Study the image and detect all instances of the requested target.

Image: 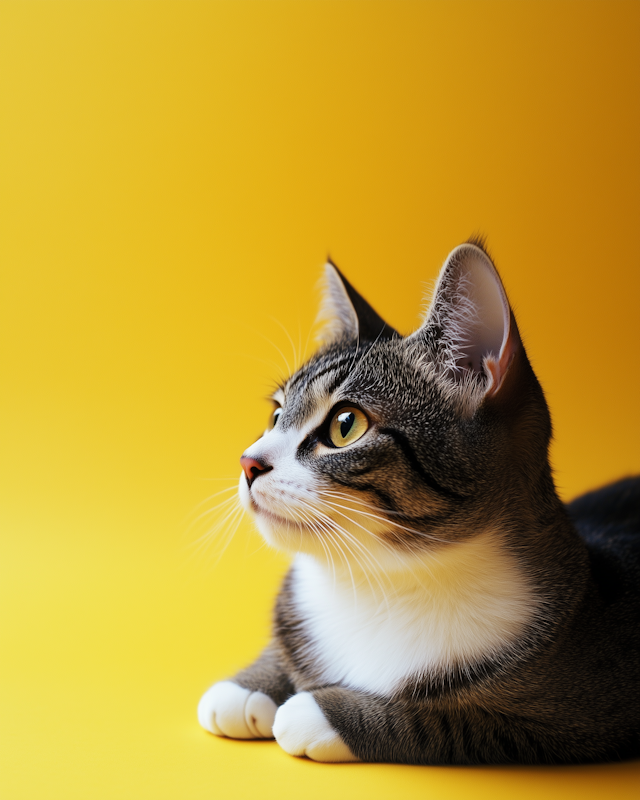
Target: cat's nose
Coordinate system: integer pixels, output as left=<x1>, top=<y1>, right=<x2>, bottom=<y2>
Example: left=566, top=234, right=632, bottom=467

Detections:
left=240, top=455, right=273, bottom=488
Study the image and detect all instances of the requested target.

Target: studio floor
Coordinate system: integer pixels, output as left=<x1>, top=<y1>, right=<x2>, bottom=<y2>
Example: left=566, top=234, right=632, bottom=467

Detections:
left=4, top=519, right=640, bottom=800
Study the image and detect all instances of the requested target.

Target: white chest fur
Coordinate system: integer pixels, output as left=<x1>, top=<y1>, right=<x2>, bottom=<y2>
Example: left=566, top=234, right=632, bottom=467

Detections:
left=290, top=533, right=539, bottom=697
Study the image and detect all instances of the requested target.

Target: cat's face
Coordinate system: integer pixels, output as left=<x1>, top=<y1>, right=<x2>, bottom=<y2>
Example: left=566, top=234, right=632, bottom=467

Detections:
left=238, top=244, right=550, bottom=574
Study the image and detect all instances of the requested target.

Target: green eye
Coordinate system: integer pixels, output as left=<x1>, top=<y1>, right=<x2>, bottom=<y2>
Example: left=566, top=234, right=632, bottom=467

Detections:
left=328, top=407, right=368, bottom=448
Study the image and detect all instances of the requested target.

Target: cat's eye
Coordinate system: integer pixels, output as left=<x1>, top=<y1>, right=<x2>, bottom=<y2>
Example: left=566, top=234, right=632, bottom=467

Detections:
left=269, top=406, right=282, bottom=429
left=328, top=407, right=368, bottom=448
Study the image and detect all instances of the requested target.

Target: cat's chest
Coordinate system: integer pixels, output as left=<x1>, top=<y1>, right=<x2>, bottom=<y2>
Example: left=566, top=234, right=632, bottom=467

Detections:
left=289, top=546, right=537, bottom=697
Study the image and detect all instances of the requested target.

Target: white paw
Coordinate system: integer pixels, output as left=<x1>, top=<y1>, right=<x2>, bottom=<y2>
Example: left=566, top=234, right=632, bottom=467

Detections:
left=197, top=680, right=277, bottom=739
left=272, top=692, right=359, bottom=762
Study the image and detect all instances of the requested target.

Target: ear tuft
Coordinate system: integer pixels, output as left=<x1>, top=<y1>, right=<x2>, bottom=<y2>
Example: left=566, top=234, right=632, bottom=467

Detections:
left=316, top=260, right=397, bottom=345
left=466, top=233, right=490, bottom=255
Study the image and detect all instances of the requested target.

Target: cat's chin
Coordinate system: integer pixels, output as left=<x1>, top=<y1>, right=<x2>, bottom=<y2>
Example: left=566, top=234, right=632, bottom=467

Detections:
left=255, top=507, right=313, bottom=535
left=250, top=505, right=321, bottom=553
left=247, top=504, right=431, bottom=575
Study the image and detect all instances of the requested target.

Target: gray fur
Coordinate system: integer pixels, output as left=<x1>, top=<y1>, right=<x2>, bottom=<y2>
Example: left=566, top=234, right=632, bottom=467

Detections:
left=229, top=242, right=640, bottom=764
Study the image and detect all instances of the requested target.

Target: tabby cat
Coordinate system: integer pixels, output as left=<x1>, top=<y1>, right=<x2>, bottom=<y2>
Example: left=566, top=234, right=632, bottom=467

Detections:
left=198, top=241, right=640, bottom=764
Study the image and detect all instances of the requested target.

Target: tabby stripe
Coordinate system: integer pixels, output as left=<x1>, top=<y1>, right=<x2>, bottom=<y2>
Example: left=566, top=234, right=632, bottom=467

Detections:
left=331, top=476, right=399, bottom=513
left=287, top=356, right=355, bottom=393
left=348, top=465, right=374, bottom=478
left=331, top=475, right=449, bottom=527
left=438, top=711, right=455, bottom=762
left=325, top=369, right=353, bottom=396
left=460, top=717, right=474, bottom=761
left=324, top=347, right=374, bottom=394
left=520, top=725, right=544, bottom=763
left=493, top=719, right=520, bottom=762
left=397, top=512, right=453, bottom=527
left=378, top=427, right=466, bottom=501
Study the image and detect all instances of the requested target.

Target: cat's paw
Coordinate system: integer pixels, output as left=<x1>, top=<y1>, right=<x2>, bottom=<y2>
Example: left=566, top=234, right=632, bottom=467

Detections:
left=272, top=692, right=359, bottom=762
left=197, top=680, right=277, bottom=739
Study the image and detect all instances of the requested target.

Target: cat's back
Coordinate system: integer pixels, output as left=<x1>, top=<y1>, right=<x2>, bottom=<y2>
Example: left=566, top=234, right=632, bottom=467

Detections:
left=566, top=476, right=640, bottom=604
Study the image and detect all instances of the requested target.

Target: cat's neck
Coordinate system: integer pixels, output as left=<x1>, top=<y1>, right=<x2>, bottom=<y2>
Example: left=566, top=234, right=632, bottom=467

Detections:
left=291, top=530, right=545, bottom=692
left=297, top=528, right=539, bottom=607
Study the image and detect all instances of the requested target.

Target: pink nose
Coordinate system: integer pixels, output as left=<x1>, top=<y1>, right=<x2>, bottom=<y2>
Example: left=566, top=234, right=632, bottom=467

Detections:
left=240, top=455, right=272, bottom=488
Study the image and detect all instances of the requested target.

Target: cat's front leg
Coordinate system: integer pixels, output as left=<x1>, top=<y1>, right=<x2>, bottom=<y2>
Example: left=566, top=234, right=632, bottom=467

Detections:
left=198, top=643, right=295, bottom=740
left=272, top=692, right=360, bottom=761
left=274, top=686, right=431, bottom=763
left=279, top=686, right=555, bottom=764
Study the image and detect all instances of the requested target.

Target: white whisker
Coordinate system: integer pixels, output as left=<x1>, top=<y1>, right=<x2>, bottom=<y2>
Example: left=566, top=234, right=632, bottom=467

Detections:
left=257, top=330, right=293, bottom=379
left=185, top=485, right=246, bottom=567
left=294, top=496, right=394, bottom=611
left=187, top=484, right=238, bottom=516
left=317, top=489, right=450, bottom=544
left=268, top=315, right=300, bottom=374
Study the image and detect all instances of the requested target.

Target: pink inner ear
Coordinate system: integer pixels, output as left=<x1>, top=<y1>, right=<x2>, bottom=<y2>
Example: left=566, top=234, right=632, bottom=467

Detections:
left=409, top=243, right=517, bottom=389
left=447, top=246, right=512, bottom=386
left=484, top=319, right=518, bottom=397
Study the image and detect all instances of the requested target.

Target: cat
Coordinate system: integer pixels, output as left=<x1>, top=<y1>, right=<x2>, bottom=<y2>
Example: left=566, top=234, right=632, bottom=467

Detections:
left=197, top=240, right=640, bottom=764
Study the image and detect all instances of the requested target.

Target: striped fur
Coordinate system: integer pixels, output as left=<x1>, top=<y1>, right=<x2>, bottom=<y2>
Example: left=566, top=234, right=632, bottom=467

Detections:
left=199, top=242, right=640, bottom=764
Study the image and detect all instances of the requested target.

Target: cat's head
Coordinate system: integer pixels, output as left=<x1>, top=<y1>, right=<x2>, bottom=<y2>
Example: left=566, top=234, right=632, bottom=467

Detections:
left=238, top=242, right=553, bottom=573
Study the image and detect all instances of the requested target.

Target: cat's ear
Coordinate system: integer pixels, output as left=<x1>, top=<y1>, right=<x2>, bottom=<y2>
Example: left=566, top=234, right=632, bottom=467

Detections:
left=409, top=242, right=520, bottom=397
left=317, top=259, right=398, bottom=344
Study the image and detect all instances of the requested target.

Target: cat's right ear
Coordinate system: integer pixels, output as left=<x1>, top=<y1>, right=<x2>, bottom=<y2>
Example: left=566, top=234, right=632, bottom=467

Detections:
left=316, top=260, right=398, bottom=345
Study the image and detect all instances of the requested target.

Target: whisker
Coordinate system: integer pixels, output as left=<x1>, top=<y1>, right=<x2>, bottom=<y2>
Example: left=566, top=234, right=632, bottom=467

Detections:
left=317, top=490, right=449, bottom=544
left=187, top=493, right=239, bottom=528
left=315, top=488, right=416, bottom=517
left=257, top=330, right=293, bottom=379
left=302, top=320, right=314, bottom=365
left=335, top=504, right=439, bottom=581
left=295, top=497, right=394, bottom=609
left=268, top=315, right=299, bottom=374
left=186, top=484, right=238, bottom=516
left=345, top=332, right=361, bottom=386
left=242, top=352, right=294, bottom=380
left=297, top=501, right=364, bottom=603
left=294, top=504, right=339, bottom=590
left=188, top=499, right=242, bottom=547
left=198, top=477, right=242, bottom=482
left=346, top=324, right=389, bottom=383
left=311, top=492, right=446, bottom=585
left=184, top=479, right=247, bottom=568
left=186, top=504, right=245, bottom=566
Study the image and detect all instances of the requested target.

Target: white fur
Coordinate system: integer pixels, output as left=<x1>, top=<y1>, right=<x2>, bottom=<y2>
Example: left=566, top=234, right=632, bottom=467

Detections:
left=240, top=408, right=540, bottom=699
left=291, top=532, right=540, bottom=697
left=273, top=692, right=359, bottom=762
left=198, top=681, right=276, bottom=739
left=239, top=404, right=402, bottom=564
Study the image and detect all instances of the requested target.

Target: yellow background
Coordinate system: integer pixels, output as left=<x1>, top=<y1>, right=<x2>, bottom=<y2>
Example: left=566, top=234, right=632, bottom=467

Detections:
left=1, top=2, right=639, bottom=798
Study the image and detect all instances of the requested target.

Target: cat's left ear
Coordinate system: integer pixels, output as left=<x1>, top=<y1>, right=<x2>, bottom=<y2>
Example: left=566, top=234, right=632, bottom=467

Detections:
left=409, top=242, right=520, bottom=397
left=317, top=259, right=398, bottom=344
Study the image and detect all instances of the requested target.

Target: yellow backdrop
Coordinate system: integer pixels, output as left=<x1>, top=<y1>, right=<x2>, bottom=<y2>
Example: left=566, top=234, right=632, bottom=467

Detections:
left=1, top=2, right=639, bottom=798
